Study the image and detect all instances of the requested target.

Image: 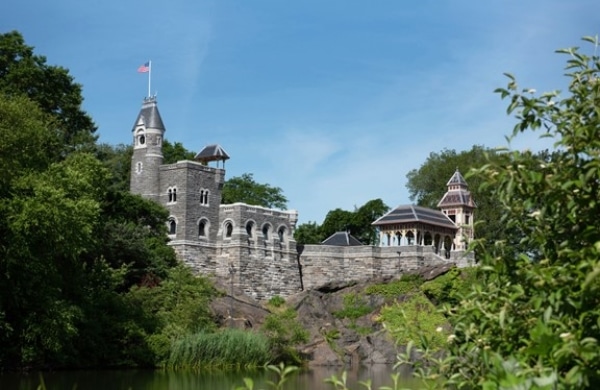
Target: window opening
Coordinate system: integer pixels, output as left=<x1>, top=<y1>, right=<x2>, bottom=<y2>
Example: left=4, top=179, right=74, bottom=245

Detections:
left=198, top=220, right=206, bottom=237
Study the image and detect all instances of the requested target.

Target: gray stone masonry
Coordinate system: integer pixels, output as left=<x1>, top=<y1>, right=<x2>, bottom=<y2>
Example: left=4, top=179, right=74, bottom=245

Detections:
left=214, top=203, right=301, bottom=300
left=128, top=97, right=475, bottom=301
left=160, top=161, right=224, bottom=242
left=299, top=244, right=472, bottom=291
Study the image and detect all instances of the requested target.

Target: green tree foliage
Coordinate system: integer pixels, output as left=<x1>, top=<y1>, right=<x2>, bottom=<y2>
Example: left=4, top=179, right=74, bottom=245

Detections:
left=0, top=31, right=96, bottom=151
left=222, top=173, right=288, bottom=209
left=95, top=190, right=178, bottom=288
left=162, top=139, right=196, bottom=164
left=405, top=145, right=509, bottom=246
left=0, top=34, right=211, bottom=368
left=297, top=198, right=389, bottom=245
left=408, top=37, right=600, bottom=389
left=320, top=208, right=355, bottom=239
left=127, top=266, right=218, bottom=364
left=94, top=143, right=132, bottom=192
left=294, top=221, right=323, bottom=245
left=379, top=292, right=450, bottom=351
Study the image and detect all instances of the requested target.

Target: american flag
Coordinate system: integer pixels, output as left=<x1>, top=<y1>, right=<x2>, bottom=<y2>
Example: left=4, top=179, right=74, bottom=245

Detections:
left=137, top=62, right=150, bottom=73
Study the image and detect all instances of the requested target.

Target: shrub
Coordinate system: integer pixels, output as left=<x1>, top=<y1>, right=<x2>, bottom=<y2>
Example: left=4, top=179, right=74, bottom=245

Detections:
left=333, top=293, right=372, bottom=320
left=402, top=37, right=600, bottom=389
left=268, top=295, right=286, bottom=308
left=366, top=274, right=424, bottom=297
left=261, top=308, right=309, bottom=364
left=378, top=292, right=449, bottom=350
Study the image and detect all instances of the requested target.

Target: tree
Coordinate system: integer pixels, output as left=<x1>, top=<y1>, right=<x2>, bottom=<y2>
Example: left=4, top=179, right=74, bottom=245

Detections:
left=0, top=31, right=96, bottom=151
left=295, top=199, right=389, bottom=246
left=353, top=198, right=389, bottom=245
left=294, top=221, right=323, bottom=246
left=94, top=143, right=132, bottom=192
left=162, top=139, right=196, bottom=164
left=320, top=208, right=356, bottom=240
left=411, top=37, right=600, bottom=388
left=222, top=173, right=288, bottom=209
left=406, top=145, right=509, bottom=247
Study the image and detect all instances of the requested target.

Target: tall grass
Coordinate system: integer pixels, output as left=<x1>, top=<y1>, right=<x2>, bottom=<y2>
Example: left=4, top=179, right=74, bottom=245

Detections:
left=167, top=329, right=271, bottom=369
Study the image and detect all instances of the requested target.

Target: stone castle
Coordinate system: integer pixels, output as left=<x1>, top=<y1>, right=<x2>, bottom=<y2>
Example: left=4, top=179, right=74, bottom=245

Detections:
left=130, top=97, right=475, bottom=300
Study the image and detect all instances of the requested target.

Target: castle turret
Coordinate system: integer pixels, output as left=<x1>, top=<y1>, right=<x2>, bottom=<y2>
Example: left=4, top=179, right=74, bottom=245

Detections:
left=437, top=169, right=476, bottom=250
left=130, top=97, right=166, bottom=202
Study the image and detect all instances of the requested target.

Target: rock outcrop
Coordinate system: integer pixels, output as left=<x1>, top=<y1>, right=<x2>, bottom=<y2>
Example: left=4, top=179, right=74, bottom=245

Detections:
left=210, top=264, right=455, bottom=367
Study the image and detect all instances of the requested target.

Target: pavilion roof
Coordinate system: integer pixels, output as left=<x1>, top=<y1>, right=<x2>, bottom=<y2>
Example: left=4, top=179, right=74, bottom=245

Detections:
left=194, top=144, right=230, bottom=163
left=372, top=205, right=457, bottom=230
left=321, top=231, right=363, bottom=246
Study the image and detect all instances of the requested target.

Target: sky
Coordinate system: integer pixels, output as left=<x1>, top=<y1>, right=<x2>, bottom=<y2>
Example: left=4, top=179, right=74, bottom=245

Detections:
left=2, top=0, right=598, bottom=224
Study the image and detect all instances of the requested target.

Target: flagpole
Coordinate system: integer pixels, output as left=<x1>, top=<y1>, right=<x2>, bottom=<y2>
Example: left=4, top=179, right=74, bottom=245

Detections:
left=148, top=60, right=152, bottom=98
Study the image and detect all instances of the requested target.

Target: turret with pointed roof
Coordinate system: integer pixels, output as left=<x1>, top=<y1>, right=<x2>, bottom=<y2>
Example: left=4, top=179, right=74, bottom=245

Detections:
left=437, top=169, right=475, bottom=250
left=130, top=97, right=166, bottom=202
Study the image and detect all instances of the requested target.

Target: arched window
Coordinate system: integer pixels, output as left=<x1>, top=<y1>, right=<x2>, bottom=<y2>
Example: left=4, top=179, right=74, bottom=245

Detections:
left=200, top=189, right=209, bottom=205
left=139, top=135, right=145, bottom=145
left=136, top=162, right=143, bottom=173
left=424, top=232, right=433, bottom=246
left=167, top=187, right=177, bottom=203
left=168, top=219, right=176, bottom=235
left=406, top=231, right=415, bottom=245
left=198, top=219, right=207, bottom=237
left=224, top=222, right=233, bottom=238
left=262, top=224, right=271, bottom=241
left=246, top=221, right=254, bottom=237
left=278, top=226, right=286, bottom=242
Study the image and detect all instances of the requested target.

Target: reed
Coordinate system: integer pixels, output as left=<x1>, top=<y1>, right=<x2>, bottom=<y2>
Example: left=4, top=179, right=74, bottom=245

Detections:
left=167, top=329, right=271, bottom=369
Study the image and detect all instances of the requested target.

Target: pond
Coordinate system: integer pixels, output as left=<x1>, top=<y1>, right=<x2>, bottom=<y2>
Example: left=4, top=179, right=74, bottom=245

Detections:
left=0, top=364, right=421, bottom=390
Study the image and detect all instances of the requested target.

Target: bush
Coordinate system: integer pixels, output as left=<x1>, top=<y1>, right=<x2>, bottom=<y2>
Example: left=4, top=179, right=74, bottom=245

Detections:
left=333, top=293, right=372, bottom=320
left=403, top=37, right=600, bottom=389
left=378, top=292, right=449, bottom=350
left=366, top=274, right=424, bottom=297
left=261, top=308, right=309, bottom=364
left=268, top=295, right=286, bottom=308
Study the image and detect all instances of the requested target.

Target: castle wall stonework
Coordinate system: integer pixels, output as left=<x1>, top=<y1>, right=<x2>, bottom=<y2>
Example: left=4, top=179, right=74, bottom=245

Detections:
left=129, top=98, right=475, bottom=301
left=298, top=245, right=472, bottom=291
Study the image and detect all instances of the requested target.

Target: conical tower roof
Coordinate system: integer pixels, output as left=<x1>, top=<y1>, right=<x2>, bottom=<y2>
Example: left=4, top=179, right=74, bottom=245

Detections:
left=132, top=97, right=165, bottom=131
left=446, top=168, right=468, bottom=187
left=437, top=169, right=476, bottom=208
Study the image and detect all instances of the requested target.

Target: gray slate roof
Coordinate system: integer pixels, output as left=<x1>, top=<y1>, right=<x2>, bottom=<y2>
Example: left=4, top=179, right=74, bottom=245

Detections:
left=372, top=205, right=457, bottom=230
left=133, top=97, right=165, bottom=131
left=437, top=191, right=476, bottom=208
left=438, top=169, right=476, bottom=208
left=194, top=144, right=230, bottom=163
left=322, top=231, right=363, bottom=246
left=446, top=168, right=468, bottom=187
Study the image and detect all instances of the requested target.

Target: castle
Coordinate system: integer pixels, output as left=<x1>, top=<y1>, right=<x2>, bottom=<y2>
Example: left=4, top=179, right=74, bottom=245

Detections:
left=130, top=97, right=475, bottom=300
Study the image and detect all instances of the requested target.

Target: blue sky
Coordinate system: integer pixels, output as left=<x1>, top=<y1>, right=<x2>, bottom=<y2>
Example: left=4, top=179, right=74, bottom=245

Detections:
left=2, top=1, right=598, bottom=224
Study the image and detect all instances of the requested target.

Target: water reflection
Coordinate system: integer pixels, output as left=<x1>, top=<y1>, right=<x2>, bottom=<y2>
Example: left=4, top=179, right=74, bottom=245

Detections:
left=0, top=365, right=419, bottom=390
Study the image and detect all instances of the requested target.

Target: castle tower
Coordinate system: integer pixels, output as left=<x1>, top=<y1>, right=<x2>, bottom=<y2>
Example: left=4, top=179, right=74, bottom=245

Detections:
left=130, top=97, right=166, bottom=202
left=437, top=169, right=476, bottom=250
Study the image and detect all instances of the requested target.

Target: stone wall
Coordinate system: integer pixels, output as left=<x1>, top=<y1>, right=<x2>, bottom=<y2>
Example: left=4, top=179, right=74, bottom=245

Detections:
left=160, top=161, right=224, bottom=243
left=299, top=244, right=471, bottom=292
